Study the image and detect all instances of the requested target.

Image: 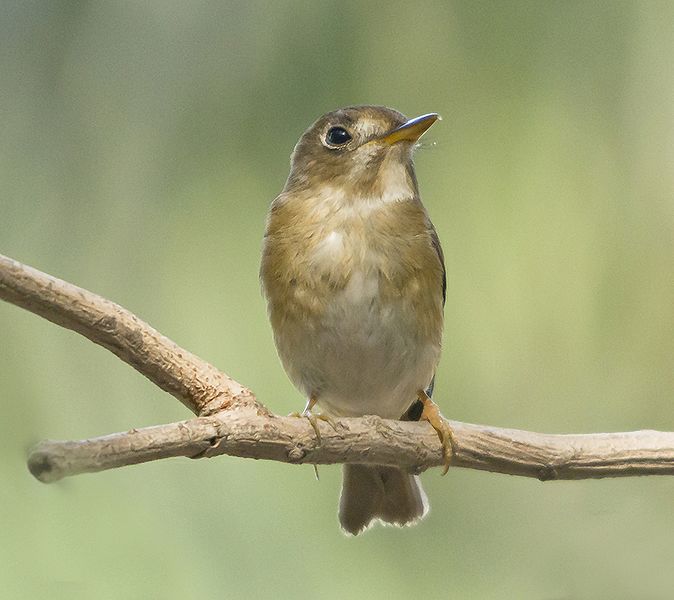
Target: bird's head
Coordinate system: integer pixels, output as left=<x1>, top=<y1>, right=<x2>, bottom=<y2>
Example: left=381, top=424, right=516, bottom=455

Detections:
left=284, top=105, right=439, bottom=200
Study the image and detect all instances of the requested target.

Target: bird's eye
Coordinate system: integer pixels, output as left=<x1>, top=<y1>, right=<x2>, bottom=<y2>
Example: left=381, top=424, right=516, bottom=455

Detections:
left=325, top=126, right=352, bottom=147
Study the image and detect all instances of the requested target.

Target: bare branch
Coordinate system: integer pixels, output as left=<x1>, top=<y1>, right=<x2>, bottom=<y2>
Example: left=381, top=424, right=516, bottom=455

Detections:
left=0, top=254, right=260, bottom=415
left=27, top=411, right=674, bottom=483
left=2, top=252, right=674, bottom=485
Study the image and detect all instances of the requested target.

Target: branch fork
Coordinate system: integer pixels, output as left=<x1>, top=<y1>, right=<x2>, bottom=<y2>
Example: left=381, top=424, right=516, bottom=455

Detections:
left=1, top=253, right=673, bottom=484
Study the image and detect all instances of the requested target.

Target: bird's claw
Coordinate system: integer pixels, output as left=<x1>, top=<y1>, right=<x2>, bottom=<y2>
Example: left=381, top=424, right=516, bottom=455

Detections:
left=289, top=398, right=337, bottom=444
left=417, top=389, right=454, bottom=475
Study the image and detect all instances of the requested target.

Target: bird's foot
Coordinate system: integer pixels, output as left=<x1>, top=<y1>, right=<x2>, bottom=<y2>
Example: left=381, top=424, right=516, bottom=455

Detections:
left=289, top=397, right=336, bottom=444
left=417, top=389, right=454, bottom=475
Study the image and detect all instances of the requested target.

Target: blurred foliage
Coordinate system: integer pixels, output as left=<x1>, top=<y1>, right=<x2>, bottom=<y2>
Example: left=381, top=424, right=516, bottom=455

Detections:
left=2, top=1, right=674, bottom=598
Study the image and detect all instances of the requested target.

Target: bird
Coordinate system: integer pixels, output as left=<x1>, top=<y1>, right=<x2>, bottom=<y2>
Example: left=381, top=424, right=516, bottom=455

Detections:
left=260, top=105, right=451, bottom=535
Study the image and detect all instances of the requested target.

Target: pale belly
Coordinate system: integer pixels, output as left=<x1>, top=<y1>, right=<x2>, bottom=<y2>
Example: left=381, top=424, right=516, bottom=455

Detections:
left=273, top=268, right=441, bottom=419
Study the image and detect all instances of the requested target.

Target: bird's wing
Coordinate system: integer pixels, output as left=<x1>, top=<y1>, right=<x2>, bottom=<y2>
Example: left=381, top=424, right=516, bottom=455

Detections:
left=403, top=220, right=446, bottom=417
left=427, top=222, right=446, bottom=399
left=429, top=223, right=446, bottom=307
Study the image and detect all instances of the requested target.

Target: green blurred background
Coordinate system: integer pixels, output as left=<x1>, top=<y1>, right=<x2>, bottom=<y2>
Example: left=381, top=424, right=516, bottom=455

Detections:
left=2, top=1, right=674, bottom=598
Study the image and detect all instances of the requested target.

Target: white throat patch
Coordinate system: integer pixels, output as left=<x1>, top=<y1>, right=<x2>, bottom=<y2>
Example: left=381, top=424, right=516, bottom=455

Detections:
left=377, top=158, right=414, bottom=204
left=309, top=159, right=414, bottom=222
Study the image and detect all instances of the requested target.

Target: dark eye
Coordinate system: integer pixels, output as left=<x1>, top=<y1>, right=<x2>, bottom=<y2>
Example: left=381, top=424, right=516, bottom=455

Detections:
left=326, top=126, right=352, bottom=146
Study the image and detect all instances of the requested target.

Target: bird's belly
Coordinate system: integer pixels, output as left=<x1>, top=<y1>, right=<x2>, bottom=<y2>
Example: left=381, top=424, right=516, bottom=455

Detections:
left=275, top=269, right=440, bottom=419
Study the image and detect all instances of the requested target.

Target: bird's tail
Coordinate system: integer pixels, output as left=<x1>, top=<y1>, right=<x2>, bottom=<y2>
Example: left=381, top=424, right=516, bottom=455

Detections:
left=338, top=464, right=429, bottom=535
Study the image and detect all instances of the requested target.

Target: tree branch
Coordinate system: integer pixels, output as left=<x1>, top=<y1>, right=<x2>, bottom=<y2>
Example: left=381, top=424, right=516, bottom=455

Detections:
left=0, top=254, right=260, bottom=416
left=27, top=411, right=674, bottom=483
left=2, top=252, right=673, bottom=484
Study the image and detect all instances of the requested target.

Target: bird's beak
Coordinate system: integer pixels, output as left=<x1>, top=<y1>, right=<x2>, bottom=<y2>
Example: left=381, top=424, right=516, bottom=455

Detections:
left=381, top=113, right=440, bottom=145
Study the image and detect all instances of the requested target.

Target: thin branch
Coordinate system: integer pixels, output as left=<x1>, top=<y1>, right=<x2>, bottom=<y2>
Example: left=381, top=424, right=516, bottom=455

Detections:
left=0, top=254, right=260, bottom=416
left=27, top=411, right=674, bottom=483
left=2, top=252, right=674, bottom=484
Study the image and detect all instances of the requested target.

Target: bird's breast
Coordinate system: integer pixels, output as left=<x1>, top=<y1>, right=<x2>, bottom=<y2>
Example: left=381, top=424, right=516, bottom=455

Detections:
left=261, top=193, right=444, bottom=417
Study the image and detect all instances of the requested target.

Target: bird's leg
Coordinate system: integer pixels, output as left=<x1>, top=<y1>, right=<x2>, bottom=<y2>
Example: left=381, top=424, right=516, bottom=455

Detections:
left=289, top=396, right=336, bottom=444
left=417, top=389, right=454, bottom=475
